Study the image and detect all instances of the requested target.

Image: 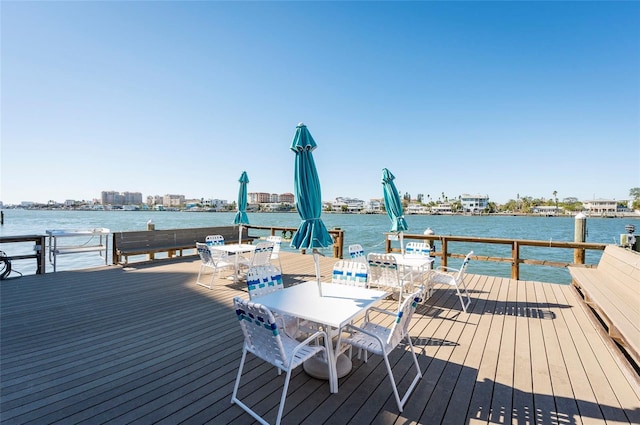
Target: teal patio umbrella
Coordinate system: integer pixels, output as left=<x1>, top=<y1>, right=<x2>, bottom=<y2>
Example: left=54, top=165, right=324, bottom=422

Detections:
left=233, top=171, right=250, bottom=245
left=290, top=123, right=333, bottom=296
left=382, top=168, right=408, bottom=254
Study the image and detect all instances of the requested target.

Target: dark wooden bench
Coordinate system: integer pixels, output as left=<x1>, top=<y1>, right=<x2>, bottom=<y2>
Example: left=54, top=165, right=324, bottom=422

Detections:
left=112, top=226, right=255, bottom=265
left=569, top=245, right=640, bottom=369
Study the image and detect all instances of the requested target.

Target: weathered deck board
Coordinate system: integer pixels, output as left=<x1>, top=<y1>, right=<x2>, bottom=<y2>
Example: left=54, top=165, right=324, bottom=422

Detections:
left=1, top=252, right=639, bottom=424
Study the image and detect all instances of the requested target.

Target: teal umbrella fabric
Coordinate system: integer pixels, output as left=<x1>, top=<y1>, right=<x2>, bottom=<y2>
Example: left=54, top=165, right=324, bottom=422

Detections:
left=290, top=123, right=333, bottom=250
left=382, top=168, right=408, bottom=252
left=233, top=171, right=250, bottom=244
left=290, top=123, right=333, bottom=296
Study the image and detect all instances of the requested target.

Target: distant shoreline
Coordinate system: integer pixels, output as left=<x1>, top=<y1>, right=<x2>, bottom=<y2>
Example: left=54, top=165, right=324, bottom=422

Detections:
left=2, top=206, right=638, bottom=219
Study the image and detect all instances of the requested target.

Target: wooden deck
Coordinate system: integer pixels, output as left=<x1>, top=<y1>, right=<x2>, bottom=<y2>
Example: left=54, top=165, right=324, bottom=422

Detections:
left=1, top=252, right=639, bottom=425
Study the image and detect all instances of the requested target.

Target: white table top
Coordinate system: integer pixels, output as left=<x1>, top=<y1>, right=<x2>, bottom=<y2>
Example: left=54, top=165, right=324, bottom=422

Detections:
left=391, top=253, right=434, bottom=268
left=208, top=243, right=256, bottom=254
left=252, top=281, right=388, bottom=329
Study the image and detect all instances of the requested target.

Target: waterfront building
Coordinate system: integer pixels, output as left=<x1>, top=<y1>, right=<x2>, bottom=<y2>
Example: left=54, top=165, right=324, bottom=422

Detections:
left=279, top=193, right=294, bottom=203
left=202, top=198, right=228, bottom=210
left=406, top=203, right=429, bottom=214
left=101, top=191, right=121, bottom=205
left=146, top=195, right=163, bottom=206
left=366, top=199, right=383, bottom=212
left=461, top=194, right=489, bottom=213
left=101, top=190, right=142, bottom=206
left=163, top=194, right=185, bottom=208
left=122, top=191, right=143, bottom=205
left=330, top=197, right=366, bottom=212
left=432, top=202, right=453, bottom=214
left=249, top=192, right=294, bottom=204
left=249, top=192, right=271, bottom=203
left=583, top=199, right=618, bottom=215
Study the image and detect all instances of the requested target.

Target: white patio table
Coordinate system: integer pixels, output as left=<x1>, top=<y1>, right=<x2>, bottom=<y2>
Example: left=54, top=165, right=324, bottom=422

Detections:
left=252, top=280, right=388, bottom=393
left=391, top=253, right=434, bottom=298
left=208, top=243, right=255, bottom=283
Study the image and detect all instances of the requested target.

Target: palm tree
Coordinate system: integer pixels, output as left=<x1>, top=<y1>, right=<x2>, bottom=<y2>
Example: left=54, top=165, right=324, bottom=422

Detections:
left=553, top=190, right=558, bottom=212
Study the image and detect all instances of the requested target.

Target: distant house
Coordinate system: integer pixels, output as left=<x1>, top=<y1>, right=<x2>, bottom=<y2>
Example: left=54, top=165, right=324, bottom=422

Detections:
left=330, top=197, right=366, bottom=212
left=432, top=203, right=453, bottom=214
left=461, top=194, right=489, bottom=213
left=406, top=203, right=429, bottom=214
left=583, top=199, right=618, bottom=215
left=366, top=199, right=383, bottom=213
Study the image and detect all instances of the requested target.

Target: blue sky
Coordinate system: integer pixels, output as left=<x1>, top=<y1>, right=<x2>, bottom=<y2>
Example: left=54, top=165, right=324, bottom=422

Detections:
left=2, top=1, right=638, bottom=205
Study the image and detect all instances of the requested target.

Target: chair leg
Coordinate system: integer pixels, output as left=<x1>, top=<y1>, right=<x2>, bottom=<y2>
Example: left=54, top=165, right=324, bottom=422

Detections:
left=382, top=353, right=404, bottom=412
left=275, top=369, right=294, bottom=425
left=231, top=348, right=247, bottom=404
left=196, top=265, right=214, bottom=290
left=231, top=347, right=273, bottom=425
left=454, top=285, right=470, bottom=313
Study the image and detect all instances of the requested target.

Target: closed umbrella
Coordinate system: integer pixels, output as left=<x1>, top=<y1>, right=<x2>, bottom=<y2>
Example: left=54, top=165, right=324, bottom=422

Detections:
left=382, top=168, right=408, bottom=254
left=290, top=123, right=333, bottom=296
left=233, top=171, right=250, bottom=245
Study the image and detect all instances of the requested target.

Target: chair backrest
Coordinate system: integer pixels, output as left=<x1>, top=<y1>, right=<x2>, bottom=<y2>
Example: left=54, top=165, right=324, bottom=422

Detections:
left=348, top=244, right=367, bottom=264
left=196, top=242, right=214, bottom=264
left=246, top=264, right=284, bottom=299
left=331, top=260, right=368, bottom=287
left=404, top=242, right=430, bottom=257
left=367, top=253, right=402, bottom=288
left=250, top=241, right=275, bottom=267
left=206, top=234, right=225, bottom=246
left=456, top=251, right=473, bottom=281
left=266, top=235, right=282, bottom=256
left=386, top=288, right=422, bottom=347
left=233, top=297, right=288, bottom=367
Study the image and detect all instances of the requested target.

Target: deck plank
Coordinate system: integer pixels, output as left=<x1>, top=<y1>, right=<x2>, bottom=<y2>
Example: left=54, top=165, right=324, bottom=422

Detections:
left=1, top=252, right=639, bottom=425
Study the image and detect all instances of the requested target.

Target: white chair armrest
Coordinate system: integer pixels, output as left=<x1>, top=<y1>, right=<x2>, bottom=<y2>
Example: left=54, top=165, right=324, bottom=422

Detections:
left=344, top=323, right=386, bottom=348
left=364, top=305, right=396, bottom=322
left=435, top=266, right=459, bottom=273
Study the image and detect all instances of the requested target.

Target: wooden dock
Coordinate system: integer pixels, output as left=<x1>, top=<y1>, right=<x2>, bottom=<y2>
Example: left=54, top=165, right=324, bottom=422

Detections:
left=1, top=252, right=639, bottom=424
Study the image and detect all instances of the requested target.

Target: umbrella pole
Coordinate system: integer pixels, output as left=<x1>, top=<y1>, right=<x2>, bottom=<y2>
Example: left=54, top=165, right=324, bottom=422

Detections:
left=313, top=249, right=323, bottom=297
left=400, top=232, right=404, bottom=255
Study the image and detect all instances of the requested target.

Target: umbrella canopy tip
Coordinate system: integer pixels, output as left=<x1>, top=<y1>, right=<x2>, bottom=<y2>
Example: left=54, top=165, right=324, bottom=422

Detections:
left=297, top=122, right=305, bottom=127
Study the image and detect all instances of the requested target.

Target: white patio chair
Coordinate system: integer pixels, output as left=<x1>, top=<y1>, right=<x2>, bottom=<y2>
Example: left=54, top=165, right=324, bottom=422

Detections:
left=246, top=264, right=285, bottom=299
left=404, top=242, right=430, bottom=258
left=205, top=234, right=225, bottom=246
left=234, top=241, right=274, bottom=273
left=338, top=288, right=423, bottom=413
left=266, top=235, right=283, bottom=271
left=403, top=241, right=432, bottom=290
left=231, top=297, right=331, bottom=425
left=195, top=242, right=233, bottom=289
left=331, top=260, right=368, bottom=287
left=429, top=251, right=473, bottom=312
left=367, top=253, right=412, bottom=307
left=348, top=244, right=367, bottom=265
left=246, top=264, right=310, bottom=338
left=248, top=241, right=275, bottom=267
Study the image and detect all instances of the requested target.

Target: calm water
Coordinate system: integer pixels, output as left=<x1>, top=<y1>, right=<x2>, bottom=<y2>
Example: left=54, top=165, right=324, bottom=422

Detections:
left=1, top=209, right=636, bottom=283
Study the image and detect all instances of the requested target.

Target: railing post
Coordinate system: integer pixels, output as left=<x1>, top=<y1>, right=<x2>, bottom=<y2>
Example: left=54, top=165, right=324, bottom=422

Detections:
left=512, top=241, right=520, bottom=280
left=331, top=228, right=344, bottom=259
left=36, top=235, right=46, bottom=274
left=574, top=212, right=587, bottom=265
left=441, top=237, right=448, bottom=269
